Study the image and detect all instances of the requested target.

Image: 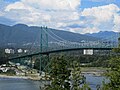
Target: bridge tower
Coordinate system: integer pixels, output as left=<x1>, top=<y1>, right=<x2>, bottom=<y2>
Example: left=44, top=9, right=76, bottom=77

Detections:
left=40, top=26, right=49, bottom=75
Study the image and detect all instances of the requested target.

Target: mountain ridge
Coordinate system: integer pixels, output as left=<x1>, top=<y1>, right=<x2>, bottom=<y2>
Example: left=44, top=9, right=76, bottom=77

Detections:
left=85, top=31, right=119, bottom=42
left=0, top=23, right=100, bottom=47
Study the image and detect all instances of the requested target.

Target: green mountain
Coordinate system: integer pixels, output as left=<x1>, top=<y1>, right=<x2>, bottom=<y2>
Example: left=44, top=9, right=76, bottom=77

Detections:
left=0, top=24, right=99, bottom=47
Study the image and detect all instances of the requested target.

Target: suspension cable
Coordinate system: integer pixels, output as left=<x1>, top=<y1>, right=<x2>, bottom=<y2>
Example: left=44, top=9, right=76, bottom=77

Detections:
left=43, top=27, right=66, bottom=42
left=48, top=28, right=70, bottom=42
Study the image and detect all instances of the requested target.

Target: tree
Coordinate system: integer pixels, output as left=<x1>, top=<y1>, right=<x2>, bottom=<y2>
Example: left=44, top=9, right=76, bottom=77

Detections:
left=101, top=55, right=120, bottom=90
left=70, top=61, right=91, bottom=90
left=44, top=55, right=71, bottom=90
left=44, top=55, right=91, bottom=90
left=101, top=37, right=120, bottom=90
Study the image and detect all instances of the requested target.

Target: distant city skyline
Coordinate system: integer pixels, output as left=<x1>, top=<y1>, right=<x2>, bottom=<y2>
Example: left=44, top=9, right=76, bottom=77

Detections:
left=0, top=0, right=120, bottom=34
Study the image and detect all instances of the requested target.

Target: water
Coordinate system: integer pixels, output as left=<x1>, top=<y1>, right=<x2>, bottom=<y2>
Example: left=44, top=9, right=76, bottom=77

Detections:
left=85, top=74, right=106, bottom=90
left=0, top=78, right=40, bottom=90
left=0, top=74, right=106, bottom=90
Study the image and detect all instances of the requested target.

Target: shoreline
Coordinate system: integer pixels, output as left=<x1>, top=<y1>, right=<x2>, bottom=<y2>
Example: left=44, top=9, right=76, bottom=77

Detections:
left=82, top=71, right=104, bottom=76
left=0, top=74, right=29, bottom=79
left=81, top=67, right=107, bottom=76
left=0, top=74, right=41, bottom=81
left=0, top=67, right=106, bottom=80
left=0, top=71, right=103, bottom=80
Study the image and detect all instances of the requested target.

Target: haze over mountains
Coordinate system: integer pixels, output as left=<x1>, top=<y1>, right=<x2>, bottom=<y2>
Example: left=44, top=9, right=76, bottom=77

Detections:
left=0, top=24, right=119, bottom=47
left=86, top=31, right=119, bottom=42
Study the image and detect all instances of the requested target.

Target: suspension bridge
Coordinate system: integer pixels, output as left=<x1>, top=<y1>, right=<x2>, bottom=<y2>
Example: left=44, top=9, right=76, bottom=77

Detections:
left=8, top=26, right=120, bottom=73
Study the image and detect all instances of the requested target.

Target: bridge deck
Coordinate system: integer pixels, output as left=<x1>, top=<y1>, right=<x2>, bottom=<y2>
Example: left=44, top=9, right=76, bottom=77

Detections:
left=8, top=47, right=113, bottom=60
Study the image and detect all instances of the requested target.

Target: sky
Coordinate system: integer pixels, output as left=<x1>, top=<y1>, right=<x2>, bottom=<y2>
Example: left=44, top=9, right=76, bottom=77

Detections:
left=0, top=0, right=120, bottom=34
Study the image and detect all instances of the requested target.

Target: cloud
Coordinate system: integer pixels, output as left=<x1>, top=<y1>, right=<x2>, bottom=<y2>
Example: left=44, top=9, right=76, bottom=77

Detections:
left=81, top=4, right=120, bottom=33
left=81, top=27, right=99, bottom=34
left=67, top=24, right=86, bottom=28
left=64, top=26, right=99, bottom=34
left=90, top=0, right=115, bottom=2
left=0, top=0, right=120, bottom=34
left=21, top=0, right=80, bottom=10
left=3, top=0, right=81, bottom=29
left=81, top=4, right=119, bottom=24
left=5, top=2, right=33, bottom=11
left=0, top=16, right=15, bottom=25
left=113, top=14, right=120, bottom=32
left=0, top=11, right=4, bottom=16
left=5, top=0, right=81, bottom=13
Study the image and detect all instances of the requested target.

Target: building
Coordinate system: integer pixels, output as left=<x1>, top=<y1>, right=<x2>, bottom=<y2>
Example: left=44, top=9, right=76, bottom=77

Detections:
left=83, top=49, right=93, bottom=55
left=5, top=48, right=15, bottom=54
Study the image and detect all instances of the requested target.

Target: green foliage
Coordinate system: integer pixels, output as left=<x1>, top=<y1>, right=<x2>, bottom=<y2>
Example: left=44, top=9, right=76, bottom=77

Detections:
left=102, top=56, right=120, bottom=90
left=0, top=48, right=6, bottom=57
left=1, top=69, right=16, bottom=76
left=34, top=53, right=110, bottom=71
left=112, top=48, right=120, bottom=53
left=44, top=55, right=71, bottom=90
left=34, top=58, right=40, bottom=70
left=71, top=61, right=91, bottom=90
left=44, top=55, right=92, bottom=90
left=67, top=55, right=110, bottom=67
left=7, top=69, right=16, bottom=75
left=101, top=45, right=120, bottom=90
